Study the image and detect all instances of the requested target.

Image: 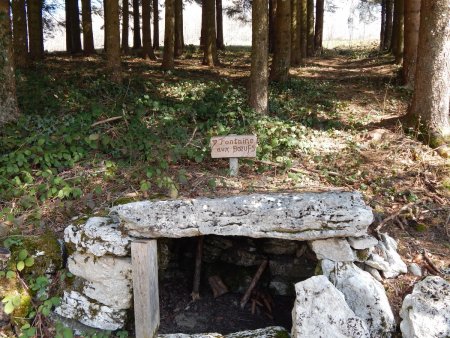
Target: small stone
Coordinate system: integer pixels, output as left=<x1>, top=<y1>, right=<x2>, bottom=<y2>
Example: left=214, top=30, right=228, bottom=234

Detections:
left=377, top=233, right=407, bottom=278
left=407, top=263, right=422, bottom=277
left=365, top=253, right=390, bottom=271
left=400, top=276, right=450, bottom=338
left=364, top=265, right=383, bottom=282
left=269, top=278, right=292, bottom=296
left=347, top=235, right=378, bottom=250
left=310, top=238, right=355, bottom=262
left=353, top=248, right=371, bottom=262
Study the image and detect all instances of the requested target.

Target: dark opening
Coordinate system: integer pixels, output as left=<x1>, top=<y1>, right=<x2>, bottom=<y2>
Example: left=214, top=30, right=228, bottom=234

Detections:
left=158, top=235, right=317, bottom=334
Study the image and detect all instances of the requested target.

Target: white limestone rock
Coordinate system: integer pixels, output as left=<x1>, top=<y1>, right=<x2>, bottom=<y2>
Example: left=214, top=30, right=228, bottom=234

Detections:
left=364, top=253, right=390, bottom=271
left=364, top=265, right=383, bottom=282
left=408, top=263, right=422, bottom=277
left=54, top=291, right=126, bottom=331
left=157, top=327, right=290, bottom=338
left=310, top=238, right=355, bottom=262
left=65, top=217, right=131, bottom=257
left=321, top=260, right=395, bottom=337
left=291, top=275, right=370, bottom=338
left=67, top=253, right=132, bottom=310
left=347, top=235, right=378, bottom=250
left=400, top=276, right=450, bottom=338
left=110, top=192, right=373, bottom=241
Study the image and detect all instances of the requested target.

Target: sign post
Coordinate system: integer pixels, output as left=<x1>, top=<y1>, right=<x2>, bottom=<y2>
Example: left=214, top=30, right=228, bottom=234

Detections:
left=210, top=135, right=257, bottom=177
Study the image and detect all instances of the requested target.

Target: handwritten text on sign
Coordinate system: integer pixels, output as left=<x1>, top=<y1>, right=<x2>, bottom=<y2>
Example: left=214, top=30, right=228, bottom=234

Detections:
left=210, top=135, right=257, bottom=158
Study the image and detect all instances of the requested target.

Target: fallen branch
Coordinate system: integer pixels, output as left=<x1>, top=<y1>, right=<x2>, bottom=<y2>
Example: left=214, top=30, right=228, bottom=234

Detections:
left=422, top=250, right=442, bottom=276
left=375, top=201, right=419, bottom=233
left=208, top=275, right=228, bottom=298
left=91, top=116, right=123, bottom=127
left=191, top=236, right=204, bottom=300
left=253, top=160, right=340, bottom=177
left=240, top=260, right=268, bottom=309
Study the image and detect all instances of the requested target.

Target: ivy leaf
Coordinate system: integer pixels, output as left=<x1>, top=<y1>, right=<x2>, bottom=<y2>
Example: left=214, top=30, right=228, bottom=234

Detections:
left=16, top=261, right=25, bottom=271
left=6, top=270, right=15, bottom=279
left=24, top=257, right=34, bottom=267
left=3, top=302, right=15, bottom=314
left=62, top=328, right=74, bottom=338
left=18, top=249, right=28, bottom=260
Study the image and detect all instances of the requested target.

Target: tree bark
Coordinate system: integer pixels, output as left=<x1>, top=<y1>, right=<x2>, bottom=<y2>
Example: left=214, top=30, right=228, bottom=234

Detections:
left=0, top=0, right=19, bottom=125
left=299, top=0, right=307, bottom=60
left=142, top=0, right=156, bottom=59
left=174, top=0, right=184, bottom=56
left=249, top=0, right=268, bottom=114
left=306, top=0, right=314, bottom=57
left=269, top=0, right=290, bottom=82
left=380, top=0, right=386, bottom=50
left=405, top=0, right=450, bottom=150
left=121, top=0, right=129, bottom=52
left=268, top=0, right=276, bottom=53
left=314, top=0, right=323, bottom=55
left=153, top=0, right=159, bottom=49
left=28, top=0, right=45, bottom=59
left=104, top=0, right=122, bottom=82
left=216, top=0, right=224, bottom=50
left=82, top=0, right=96, bottom=54
left=402, top=0, right=420, bottom=88
left=392, top=0, right=404, bottom=63
left=383, top=0, right=393, bottom=50
left=12, top=0, right=29, bottom=67
left=132, top=0, right=141, bottom=48
left=290, top=0, right=300, bottom=65
left=202, top=0, right=219, bottom=66
left=162, top=0, right=175, bottom=69
left=68, top=0, right=82, bottom=53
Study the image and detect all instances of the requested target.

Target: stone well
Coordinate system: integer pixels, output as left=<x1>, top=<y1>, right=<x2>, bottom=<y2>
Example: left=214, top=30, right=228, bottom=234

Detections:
left=56, top=191, right=404, bottom=337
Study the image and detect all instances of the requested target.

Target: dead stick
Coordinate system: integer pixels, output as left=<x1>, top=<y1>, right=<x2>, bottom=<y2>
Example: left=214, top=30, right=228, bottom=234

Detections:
left=375, top=201, right=419, bottom=233
left=240, top=260, right=268, bottom=309
left=91, top=116, right=123, bottom=127
left=191, top=236, right=204, bottom=300
left=253, top=159, right=340, bottom=177
left=422, top=250, right=442, bottom=275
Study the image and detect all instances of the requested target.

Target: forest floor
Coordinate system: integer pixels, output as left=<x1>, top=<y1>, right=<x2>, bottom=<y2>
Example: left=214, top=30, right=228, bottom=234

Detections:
left=0, top=44, right=449, bottom=335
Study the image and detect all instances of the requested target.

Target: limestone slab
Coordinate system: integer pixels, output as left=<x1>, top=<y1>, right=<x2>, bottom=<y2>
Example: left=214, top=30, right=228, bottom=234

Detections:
left=347, top=235, right=378, bottom=250
left=110, top=192, right=373, bottom=241
left=310, top=238, right=355, bottom=262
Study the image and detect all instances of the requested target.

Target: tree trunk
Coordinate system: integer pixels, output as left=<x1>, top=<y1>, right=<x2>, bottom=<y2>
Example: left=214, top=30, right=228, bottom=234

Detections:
left=0, top=0, right=19, bottom=125
left=314, top=0, right=323, bottom=55
left=142, top=0, right=156, bottom=59
left=405, top=0, right=450, bottom=150
left=82, top=0, right=96, bottom=54
left=105, top=0, right=122, bottom=82
left=66, top=0, right=73, bottom=52
left=379, top=0, right=386, bottom=50
left=268, top=0, right=276, bottom=53
left=12, top=0, right=29, bottom=67
left=290, top=0, right=300, bottom=65
left=174, top=0, right=184, bottom=56
left=200, top=0, right=206, bottom=47
left=153, top=0, right=159, bottom=49
left=383, top=0, right=393, bottom=50
left=162, top=0, right=175, bottom=69
left=392, top=0, right=404, bottom=63
left=69, top=0, right=82, bottom=53
left=132, top=0, right=141, bottom=48
left=28, top=0, right=45, bottom=59
left=202, top=0, right=219, bottom=66
left=299, top=0, right=307, bottom=60
left=306, top=0, right=314, bottom=57
left=269, top=0, right=290, bottom=82
left=121, top=0, right=129, bottom=52
left=216, top=0, right=224, bottom=50
left=249, top=0, right=268, bottom=114
left=402, top=0, right=420, bottom=88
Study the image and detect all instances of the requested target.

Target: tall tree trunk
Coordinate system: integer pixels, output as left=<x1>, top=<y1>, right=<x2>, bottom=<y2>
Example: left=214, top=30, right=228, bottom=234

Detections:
left=249, top=0, right=268, bottom=114
left=405, top=0, right=450, bottom=151
left=268, top=0, right=276, bottom=53
left=66, top=0, right=73, bottom=52
left=216, top=0, right=224, bottom=50
left=314, top=0, right=323, bottom=55
left=299, top=0, right=307, bottom=60
left=132, top=0, right=141, bottom=48
left=0, top=0, right=19, bottom=125
left=105, top=0, right=122, bottom=82
left=174, top=0, right=184, bottom=56
left=70, top=0, right=82, bottom=53
left=82, top=0, right=96, bottom=54
left=162, top=0, right=175, bottom=69
left=402, top=0, right=420, bottom=88
left=269, top=0, right=290, bottom=82
left=121, top=0, right=129, bottom=52
left=12, top=0, right=29, bottom=67
left=290, top=0, right=300, bottom=65
left=306, top=0, right=314, bottom=57
left=383, top=0, right=393, bottom=50
left=392, top=0, right=404, bottom=63
left=142, top=0, right=156, bottom=59
left=379, top=0, right=386, bottom=50
left=28, top=0, right=45, bottom=59
left=200, top=0, right=206, bottom=47
left=153, top=0, right=159, bottom=49
left=202, top=0, right=219, bottom=66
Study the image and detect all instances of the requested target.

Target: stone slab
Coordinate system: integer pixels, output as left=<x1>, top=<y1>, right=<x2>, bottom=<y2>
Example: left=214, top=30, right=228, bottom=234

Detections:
left=310, top=238, right=355, bottom=262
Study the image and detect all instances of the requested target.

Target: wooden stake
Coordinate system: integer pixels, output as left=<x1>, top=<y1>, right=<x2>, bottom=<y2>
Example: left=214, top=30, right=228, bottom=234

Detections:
left=131, top=240, right=159, bottom=338
left=229, top=157, right=239, bottom=176
left=191, top=236, right=204, bottom=300
left=240, top=260, right=268, bottom=309
left=208, top=275, right=228, bottom=298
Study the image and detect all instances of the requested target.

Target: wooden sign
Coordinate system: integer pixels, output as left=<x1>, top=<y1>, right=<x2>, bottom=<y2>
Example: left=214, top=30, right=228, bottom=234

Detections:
left=210, top=135, right=257, bottom=158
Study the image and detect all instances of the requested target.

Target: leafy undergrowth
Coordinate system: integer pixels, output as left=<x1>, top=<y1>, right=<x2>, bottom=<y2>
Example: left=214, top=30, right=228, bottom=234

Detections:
left=0, top=45, right=449, bottom=335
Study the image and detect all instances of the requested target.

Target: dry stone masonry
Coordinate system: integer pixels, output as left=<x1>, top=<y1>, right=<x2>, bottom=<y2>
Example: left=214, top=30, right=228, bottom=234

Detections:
left=56, top=191, right=432, bottom=337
